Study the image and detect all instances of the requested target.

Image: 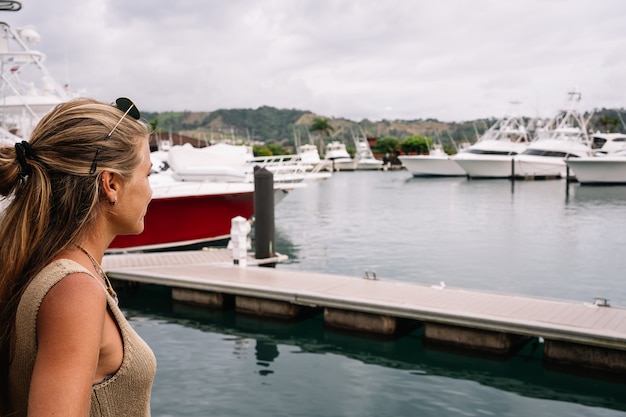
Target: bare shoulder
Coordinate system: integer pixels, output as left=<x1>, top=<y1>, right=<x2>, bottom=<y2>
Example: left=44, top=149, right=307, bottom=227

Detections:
left=38, top=272, right=107, bottom=331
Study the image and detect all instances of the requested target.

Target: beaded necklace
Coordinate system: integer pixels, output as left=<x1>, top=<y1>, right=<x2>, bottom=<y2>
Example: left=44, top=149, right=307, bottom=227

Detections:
left=76, top=245, right=118, bottom=304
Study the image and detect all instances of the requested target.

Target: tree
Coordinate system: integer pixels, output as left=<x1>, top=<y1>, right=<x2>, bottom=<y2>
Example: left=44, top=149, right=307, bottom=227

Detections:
left=253, top=145, right=273, bottom=157
left=309, top=117, right=335, bottom=153
left=148, top=118, right=161, bottom=134
left=401, top=136, right=431, bottom=154
left=592, top=114, right=622, bottom=133
left=372, top=137, right=400, bottom=155
left=266, top=143, right=289, bottom=156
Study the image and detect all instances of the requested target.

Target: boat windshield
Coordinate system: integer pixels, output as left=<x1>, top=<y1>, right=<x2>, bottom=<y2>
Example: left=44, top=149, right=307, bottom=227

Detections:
left=467, top=149, right=518, bottom=156
left=520, top=149, right=579, bottom=158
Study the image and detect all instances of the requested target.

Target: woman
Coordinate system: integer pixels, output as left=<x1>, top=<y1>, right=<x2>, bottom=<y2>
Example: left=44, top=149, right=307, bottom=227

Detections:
left=0, top=97, right=156, bottom=416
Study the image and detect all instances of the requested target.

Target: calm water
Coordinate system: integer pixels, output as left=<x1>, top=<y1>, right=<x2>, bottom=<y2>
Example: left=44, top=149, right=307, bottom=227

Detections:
left=122, top=171, right=626, bottom=416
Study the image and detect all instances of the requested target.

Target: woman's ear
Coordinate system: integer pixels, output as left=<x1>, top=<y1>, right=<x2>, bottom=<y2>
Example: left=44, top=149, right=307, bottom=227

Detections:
left=100, top=171, right=119, bottom=205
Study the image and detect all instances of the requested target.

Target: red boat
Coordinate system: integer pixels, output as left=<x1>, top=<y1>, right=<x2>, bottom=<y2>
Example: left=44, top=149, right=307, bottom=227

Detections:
left=108, top=168, right=303, bottom=253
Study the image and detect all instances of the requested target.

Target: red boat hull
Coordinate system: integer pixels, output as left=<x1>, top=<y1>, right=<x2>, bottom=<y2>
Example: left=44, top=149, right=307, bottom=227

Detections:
left=109, top=191, right=254, bottom=251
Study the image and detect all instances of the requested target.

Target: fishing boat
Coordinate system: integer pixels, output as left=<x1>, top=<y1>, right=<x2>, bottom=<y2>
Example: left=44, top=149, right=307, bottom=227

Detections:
left=107, top=144, right=307, bottom=252
left=294, top=130, right=332, bottom=179
left=324, top=141, right=355, bottom=171
left=565, top=151, right=626, bottom=185
left=398, top=135, right=466, bottom=177
left=108, top=170, right=304, bottom=252
left=513, top=92, right=592, bottom=179
left=164, top=142, right=317, bottom=184
left=589, top=132, right=626, bottom=155
left=452, top=112, right=531, bottom=178
left=564, top=133, right=626, bottom=185
left=297, top=143, right=322, bottom=165
left=0, top=20, right=73, bottom=144
left=352, top=131, right=382, bottom=170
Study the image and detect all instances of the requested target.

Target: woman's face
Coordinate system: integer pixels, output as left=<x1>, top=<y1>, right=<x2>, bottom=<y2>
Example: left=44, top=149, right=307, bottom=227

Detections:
left=112, top=139, right=153, bottom=236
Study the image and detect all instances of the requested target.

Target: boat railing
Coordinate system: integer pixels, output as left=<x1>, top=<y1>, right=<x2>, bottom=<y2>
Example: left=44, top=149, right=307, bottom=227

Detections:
left=246, top=154, right=309, bottom=183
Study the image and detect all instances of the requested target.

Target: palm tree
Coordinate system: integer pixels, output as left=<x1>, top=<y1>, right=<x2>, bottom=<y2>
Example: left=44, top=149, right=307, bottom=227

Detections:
left=309, top=117, right=335, bottom=155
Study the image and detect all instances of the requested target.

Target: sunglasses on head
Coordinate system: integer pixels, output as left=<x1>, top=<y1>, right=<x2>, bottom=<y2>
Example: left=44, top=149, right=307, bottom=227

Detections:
left=89, top=97, right=141, bottom=175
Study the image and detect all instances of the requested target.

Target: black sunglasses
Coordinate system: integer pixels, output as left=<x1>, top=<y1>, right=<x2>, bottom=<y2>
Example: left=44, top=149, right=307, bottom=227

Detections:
left=89, top=97, right=141, bottom=175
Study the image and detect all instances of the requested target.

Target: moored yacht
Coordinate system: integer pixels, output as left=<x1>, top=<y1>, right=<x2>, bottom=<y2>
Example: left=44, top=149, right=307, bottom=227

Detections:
left=297, top=143, right=322, bottom=165
left=353, top=133, right=382, bottom=170
left=589, top=132, right=626, bottom=155
left=296, top=143, right=332, bottom=180
left=324, top=140, right=355, bottom=171
left=513, top=92, right=592, bottom=179
left=452, top=113, right=531, bottom=178
left=564, top=133, right=626, bottom=185
left=0, top=21, right=74, bottom=143
left=110, top=144, right=307, bottom=252
left=565, top=149, right=626, bottom=185
left=399, top=143, right=465, bottom=177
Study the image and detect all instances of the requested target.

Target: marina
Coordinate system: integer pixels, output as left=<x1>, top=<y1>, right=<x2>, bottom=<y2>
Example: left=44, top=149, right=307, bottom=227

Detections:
left=111, top=171, right=626, bottom=416
left=3, top=3, right=626, bottom=416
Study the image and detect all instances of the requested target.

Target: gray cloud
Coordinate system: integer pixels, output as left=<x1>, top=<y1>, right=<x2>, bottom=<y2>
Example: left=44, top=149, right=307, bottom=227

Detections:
left=6, top=0, right=626, bottom=122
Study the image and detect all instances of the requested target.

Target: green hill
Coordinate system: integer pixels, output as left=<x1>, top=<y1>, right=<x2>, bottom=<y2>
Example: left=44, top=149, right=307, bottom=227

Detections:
left=143, top=106, right=626, bottom=149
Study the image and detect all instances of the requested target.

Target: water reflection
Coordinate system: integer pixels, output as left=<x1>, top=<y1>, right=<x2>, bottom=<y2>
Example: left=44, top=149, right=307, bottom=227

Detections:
left=255, top=340, right=279, bottom=374
left=568, top=184, right=626, bottom=205
left=121, top=285, right=626, bottom=412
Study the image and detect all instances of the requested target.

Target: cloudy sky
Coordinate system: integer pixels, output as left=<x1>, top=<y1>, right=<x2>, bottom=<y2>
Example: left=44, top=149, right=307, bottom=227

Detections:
left=6, top=0, right=626, bottom=122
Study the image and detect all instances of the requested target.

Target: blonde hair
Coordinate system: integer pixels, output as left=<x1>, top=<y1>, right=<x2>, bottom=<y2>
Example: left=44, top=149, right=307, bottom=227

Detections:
left=0, top=97, right=149, bottom=410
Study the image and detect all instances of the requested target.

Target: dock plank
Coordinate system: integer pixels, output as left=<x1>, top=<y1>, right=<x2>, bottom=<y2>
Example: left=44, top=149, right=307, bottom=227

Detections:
left=103, top=251, right=626, bottom=351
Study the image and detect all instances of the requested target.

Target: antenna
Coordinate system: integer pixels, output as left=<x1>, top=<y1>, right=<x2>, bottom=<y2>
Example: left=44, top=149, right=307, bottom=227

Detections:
left=567, top=90, right=582, bottom=102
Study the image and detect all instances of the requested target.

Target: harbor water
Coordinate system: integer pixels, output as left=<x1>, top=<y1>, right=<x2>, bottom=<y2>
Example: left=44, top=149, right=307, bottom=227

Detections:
left=121, top=170, right=626, bottom=416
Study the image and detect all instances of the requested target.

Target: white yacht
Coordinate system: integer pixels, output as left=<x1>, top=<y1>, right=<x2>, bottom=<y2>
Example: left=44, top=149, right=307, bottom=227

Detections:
left=452, top=113, right=531, bottom=178
left=324, top=141, right=355, bottom=171
left=295, top=143, right=332, bottom=180
left=399, top=142, right=466, bottom=177
left=0, top=20, right=74, bottom=144
left=352, top=132, right=382, bottom=170
left=589, top=132, right=626, bottom=155
left=297, top=143, right=321, bottom=165
left=565, top=133, right=626, bottom=185
left=513, top=92, right=592, bottom=179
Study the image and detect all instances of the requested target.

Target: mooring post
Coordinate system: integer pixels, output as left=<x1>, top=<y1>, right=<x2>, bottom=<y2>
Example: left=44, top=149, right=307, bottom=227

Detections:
left=565, top=164, right=570, bottom=197
left=230, top=216, right=250, bottom=267
left=510, top=156, right=515, bottom=183
left=254, top=166, right=276, bottom=267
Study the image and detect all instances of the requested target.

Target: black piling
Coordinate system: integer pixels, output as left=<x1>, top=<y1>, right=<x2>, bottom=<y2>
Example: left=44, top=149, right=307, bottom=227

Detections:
left=510, top=157, right=515, bottom=182
left=254, top=166, right=276, bottom=267
left=565, top=164, right=571, bottom=198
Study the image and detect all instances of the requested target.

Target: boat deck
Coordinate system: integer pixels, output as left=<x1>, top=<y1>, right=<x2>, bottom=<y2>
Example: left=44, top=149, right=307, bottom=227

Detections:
left=103, top=250, right=626, bottom=351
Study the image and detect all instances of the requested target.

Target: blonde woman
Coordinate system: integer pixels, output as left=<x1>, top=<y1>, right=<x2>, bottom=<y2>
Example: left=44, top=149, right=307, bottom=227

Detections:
left=0, top=97, right=156, bottom=417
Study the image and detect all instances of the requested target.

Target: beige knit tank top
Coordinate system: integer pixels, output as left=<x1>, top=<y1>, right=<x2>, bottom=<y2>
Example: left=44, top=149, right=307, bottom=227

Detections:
left=8, top=259, right=157, bottom=417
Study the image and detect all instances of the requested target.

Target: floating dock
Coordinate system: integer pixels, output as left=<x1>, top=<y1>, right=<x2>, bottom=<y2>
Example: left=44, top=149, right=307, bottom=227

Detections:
left=103, top=249, right=626, bottom=379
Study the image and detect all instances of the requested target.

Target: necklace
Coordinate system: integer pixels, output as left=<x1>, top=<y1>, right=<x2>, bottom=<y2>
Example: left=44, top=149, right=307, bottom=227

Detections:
left=76, top=245, right=118, bottom=304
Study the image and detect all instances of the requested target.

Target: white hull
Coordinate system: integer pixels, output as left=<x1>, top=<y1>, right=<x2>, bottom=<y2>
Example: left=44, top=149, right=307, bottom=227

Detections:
left=513, top=156, right=568, bottom=178
left=352, top=133, right=382, bottom=170
left=325, top=141, right=355, bottom=171
left=452, top=136, right=529, bottom=179
left=399, top=155, right=466, bottom=177
left=329, top=158, right=356, bottom=171
left=565, top=157, right=626, bottom=185
left=355, top=158, right=383, bottom=170
left=513, top=137, right=592, bottom=179
left=453, top=155, right=515, bottom=178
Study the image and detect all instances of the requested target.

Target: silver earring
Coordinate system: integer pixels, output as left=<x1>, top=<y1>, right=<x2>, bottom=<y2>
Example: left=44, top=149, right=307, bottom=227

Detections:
left=110, top=198, right=117, bottom=206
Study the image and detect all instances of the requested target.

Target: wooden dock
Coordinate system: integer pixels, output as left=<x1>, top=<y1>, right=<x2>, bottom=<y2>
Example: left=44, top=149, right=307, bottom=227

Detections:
left=103, top=249, right=626, bottom=378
